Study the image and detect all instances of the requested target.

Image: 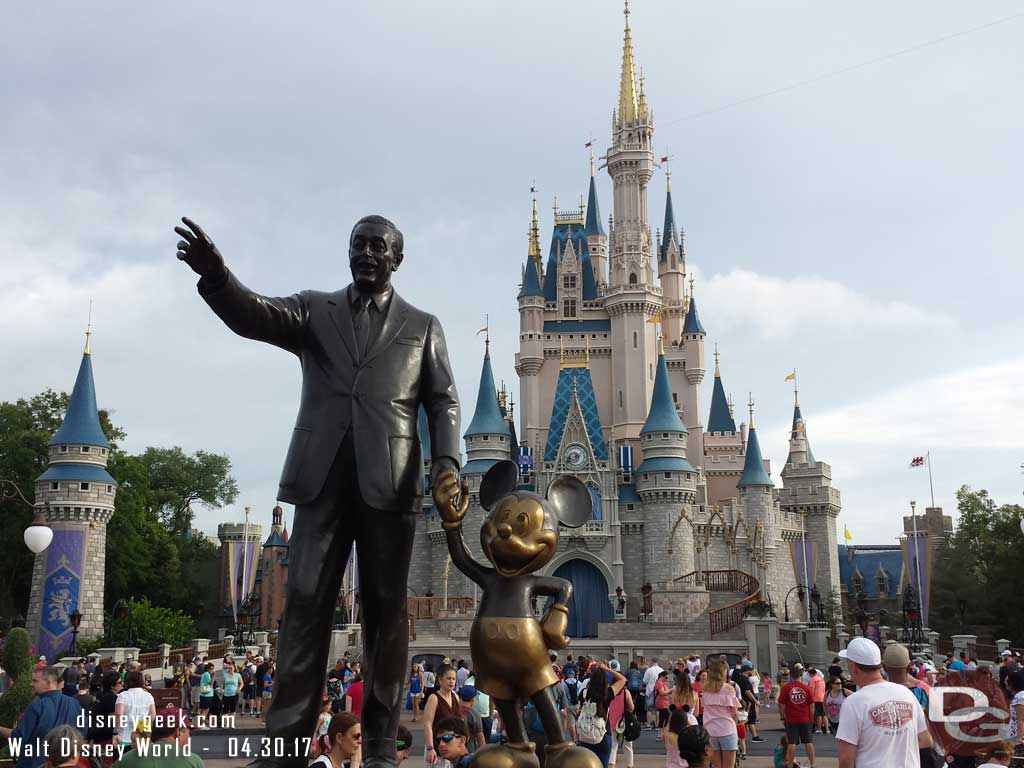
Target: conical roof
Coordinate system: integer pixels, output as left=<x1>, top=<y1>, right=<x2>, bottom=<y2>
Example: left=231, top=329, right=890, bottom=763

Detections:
left=50, top=350, right=109, bottom=448
left=641, top=352, right=686, bottom=435
left=738, top=426, right=773, bottom=488
left=464, top=345, right=510, bottom=438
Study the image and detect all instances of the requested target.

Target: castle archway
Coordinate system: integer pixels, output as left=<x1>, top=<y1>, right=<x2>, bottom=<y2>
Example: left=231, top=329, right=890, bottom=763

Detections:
left=550, top=558, right=613, bottom=638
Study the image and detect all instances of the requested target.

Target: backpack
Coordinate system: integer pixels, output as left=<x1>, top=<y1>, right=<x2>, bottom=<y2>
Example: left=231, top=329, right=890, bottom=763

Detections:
left=910, top=685, right=928, bottom=709
left=618, top=709, right=641, bottom=742
left=241, top=666, right=253, bottom=685
left=564, top=678, right=580, bottom=706
left=576, top=700, right=607, bottom=745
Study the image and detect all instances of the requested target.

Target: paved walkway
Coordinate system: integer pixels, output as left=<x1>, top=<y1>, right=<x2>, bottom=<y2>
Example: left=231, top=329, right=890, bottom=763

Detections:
left=195, top=706, right=840, bottom=768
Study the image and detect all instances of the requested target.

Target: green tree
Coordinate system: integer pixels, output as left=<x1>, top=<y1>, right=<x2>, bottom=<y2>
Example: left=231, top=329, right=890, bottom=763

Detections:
left=123, top=597, right=195, bottom=649
left=1, top=389, right=234, bottom=625
left=140, top=447, right=238, bottom=535
left=930, top=486, right=1024, bottom=643
left=0, top=628, right=35, bottom=728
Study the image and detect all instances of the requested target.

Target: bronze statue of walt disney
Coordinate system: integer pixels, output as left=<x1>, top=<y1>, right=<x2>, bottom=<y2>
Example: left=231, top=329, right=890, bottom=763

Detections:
left=433, top=460, right=602, bottom=768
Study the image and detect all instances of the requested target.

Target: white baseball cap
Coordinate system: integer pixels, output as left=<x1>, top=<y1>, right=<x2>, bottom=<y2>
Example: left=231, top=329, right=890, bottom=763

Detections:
left=1001, top=650, right=1013, bottom=657
left=839, top=637, right=881, bottom=667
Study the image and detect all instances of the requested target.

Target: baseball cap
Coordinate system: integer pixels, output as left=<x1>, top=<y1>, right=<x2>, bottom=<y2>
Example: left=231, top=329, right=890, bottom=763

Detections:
left=459, top=685, right=477, bottom=701
left=882, top=643, right=911, bottom=668
left=741, top=660, right=754, bottom=670
left=1001, top=650, right=1013, bottom=657
left=609, top=660, right=621, bottom=671
left=839, top=637, right=881, bottom=667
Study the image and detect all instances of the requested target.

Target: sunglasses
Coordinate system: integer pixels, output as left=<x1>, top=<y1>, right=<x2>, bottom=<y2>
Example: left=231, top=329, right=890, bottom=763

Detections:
left=437, top=734, right=460, bottom=743
left=396, top=741, right=408, bottom=751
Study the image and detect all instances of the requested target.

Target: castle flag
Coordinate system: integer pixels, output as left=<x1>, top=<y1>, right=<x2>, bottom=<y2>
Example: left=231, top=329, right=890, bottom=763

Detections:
left=785, top=371, right=796, bottom=381
left=844, top=524, right=852, bottom=543
left=909, top=456, right=927, bottom=468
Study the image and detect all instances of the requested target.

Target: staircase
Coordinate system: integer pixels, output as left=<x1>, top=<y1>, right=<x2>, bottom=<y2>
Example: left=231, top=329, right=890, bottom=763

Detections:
left=675, top=570, right=762, bottom=637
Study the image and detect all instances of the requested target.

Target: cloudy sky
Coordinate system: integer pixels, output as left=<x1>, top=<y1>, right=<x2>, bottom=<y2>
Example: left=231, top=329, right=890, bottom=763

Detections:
left=3, top=1, right=1021, bottom=546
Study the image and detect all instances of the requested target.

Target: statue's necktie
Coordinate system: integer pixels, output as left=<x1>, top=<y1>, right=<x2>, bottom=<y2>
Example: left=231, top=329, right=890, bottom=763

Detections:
left=355, top=298, right=372, bottom=359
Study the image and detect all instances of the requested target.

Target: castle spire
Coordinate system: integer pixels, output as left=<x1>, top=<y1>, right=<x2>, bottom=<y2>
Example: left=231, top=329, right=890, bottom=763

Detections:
left=585, top=168, right=606, bottom=237
left=641, top=348, right=687, bottom=435
left=707, top=346, right=737, bottom=433
left=464, top=338, right=510, bottom=439
left=528, top=189, right=541, bottom=269
left=660, top=167, right=678, bottom=262
left=683, top=275, right=706, bottom=335
left=618, top=0, right=639, bottom=126
left=51, top=333, right=110, bottom=448
left=738, top=395, right=773, bottom=488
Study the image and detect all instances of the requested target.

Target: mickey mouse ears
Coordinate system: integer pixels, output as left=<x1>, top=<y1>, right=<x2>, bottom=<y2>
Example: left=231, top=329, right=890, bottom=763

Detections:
left=480, top=460, right=519, bottom=511
left=546, top=475, right=591, bottom=528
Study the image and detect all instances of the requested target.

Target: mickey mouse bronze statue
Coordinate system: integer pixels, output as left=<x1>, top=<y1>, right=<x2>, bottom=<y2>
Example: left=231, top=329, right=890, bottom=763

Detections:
left=434, top=460, right=602, bottom=768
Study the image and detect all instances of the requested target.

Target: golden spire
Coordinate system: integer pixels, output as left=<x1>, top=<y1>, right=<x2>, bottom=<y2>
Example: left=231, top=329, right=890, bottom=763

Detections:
left=665, top=156, right=672, bottom=192
left=728, top=394, right=735, bottom=418
left=498, top=380, right=508, bottom=411
left=713, top=343, right=720, bottom=377
left=689, top=273, right=695, bottom=297
left=84, top=300, right=93, bottom=355
left=748, top=393, right=755, bottom=429
left=528, top=189, right=541, bottom=270
left=657, top=333, right=664, bottom=355
left=792, top=368, right=800, bottom=406
left=618, top=0, right=639, bottom=126
left=638, top=67, right=648, bottom=118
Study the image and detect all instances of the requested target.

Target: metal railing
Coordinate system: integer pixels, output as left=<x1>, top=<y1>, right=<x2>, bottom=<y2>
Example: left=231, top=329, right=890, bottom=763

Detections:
left=779, top=628, right=801, bottom=643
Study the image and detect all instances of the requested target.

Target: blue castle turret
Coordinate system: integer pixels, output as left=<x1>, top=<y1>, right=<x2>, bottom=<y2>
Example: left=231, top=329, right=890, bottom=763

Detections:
left=29, top=327, right=116, bottom=660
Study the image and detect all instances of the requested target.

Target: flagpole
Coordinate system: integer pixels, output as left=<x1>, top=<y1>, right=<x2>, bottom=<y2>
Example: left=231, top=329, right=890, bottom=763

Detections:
left=909, top=500, right=925, bottom=626
left=926, top=451, right=936, bottom=509
left=801, top=511, right=810, bottom=623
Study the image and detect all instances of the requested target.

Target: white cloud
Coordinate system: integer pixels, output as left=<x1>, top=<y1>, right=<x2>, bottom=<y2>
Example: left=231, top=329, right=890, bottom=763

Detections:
left=758, top=356, right=1024, bottom=540
left=698, top=268, right=953, bottom=340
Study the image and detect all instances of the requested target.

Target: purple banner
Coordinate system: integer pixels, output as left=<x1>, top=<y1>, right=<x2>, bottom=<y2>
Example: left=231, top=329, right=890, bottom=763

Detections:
left=38, top=529, right=85, bottom=660
left=901, top=535, right=930, bottom=625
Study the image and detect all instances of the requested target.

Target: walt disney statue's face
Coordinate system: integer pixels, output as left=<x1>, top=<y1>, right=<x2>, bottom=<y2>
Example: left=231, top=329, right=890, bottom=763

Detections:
left=349, top=220, right=403, bottom=294
left=480, top=493, right=558, bottom=577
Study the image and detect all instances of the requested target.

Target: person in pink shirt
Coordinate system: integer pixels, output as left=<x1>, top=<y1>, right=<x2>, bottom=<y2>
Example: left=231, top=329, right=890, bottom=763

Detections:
left=698, top=659, right=739, bottom=768
left=807, top=667, right=827, bottom=734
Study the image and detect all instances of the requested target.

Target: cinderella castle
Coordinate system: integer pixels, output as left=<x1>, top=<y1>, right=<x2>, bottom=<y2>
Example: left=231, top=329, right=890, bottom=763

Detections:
left=405, top=1, right=842, bottom=653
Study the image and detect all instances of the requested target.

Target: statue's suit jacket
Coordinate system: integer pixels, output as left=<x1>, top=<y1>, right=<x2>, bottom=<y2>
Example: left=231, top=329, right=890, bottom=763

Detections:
left=200, top=271, right=460, bottom=510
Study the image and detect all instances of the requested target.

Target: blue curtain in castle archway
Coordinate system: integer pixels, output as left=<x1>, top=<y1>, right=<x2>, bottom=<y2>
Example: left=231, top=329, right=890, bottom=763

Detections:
left=552, top=559, right=612, bottom=638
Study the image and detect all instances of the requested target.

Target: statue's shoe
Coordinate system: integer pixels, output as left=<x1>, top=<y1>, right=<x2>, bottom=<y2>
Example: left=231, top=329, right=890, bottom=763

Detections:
left=469, top=742, right=539, bottom=768
left=544, top=743, right=602, bottom=768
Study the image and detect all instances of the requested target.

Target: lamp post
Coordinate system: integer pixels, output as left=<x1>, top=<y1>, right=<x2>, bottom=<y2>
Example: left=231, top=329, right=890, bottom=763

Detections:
left=783, top=584, right=806, bottom=624
left=901, top=583, right=925, bottom=651
left=1, top=479, right=53, bottom=554
left=68, top=608, right=83, bottom=655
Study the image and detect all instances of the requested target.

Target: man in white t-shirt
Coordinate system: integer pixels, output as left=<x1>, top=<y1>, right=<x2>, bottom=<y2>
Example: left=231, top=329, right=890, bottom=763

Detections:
left=641, top=657, right=663, bottom=728
left=837, top=637, right=933, bottom=768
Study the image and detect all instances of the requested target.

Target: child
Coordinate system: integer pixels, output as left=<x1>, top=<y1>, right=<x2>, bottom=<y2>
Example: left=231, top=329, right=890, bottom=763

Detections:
left=773, top=735, right=789, bottom=768
left=312, top=696, right=332, bottom=755
left=434, top=716, right=472, bottom=768
left=761, top=673, right=773, bottom=708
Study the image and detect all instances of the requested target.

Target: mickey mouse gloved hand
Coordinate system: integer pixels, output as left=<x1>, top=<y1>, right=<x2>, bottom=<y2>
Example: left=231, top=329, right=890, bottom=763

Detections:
left=433, top=469, right=470, bottom=529
left=540, top=603, right=571, bottom=650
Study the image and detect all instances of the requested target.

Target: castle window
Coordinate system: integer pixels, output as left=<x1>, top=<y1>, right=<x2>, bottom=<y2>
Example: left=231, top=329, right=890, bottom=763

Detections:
left=563, top=299, right=577, bottom=318
left=633, top=332, right=638, bottom=349
left=629, top=273, right=638, bottom=285
left=59, top=446, right=68, bottom=453
left=80, top=482, right=90, bottom=491
left=627, top=504, right=635, bottom=511
left=106, top=485, right=113, bottom=493
left=51, top=482, right=59, bottom=491
left=81, top=446, right=90, bottom=453
left=852, top=573, right=865, bottom=593
left=649, top=364, right=653, bottom=380
left=664, top=472, right=671, bottom=479
left=483, top=435, right=489, bottom=441
left=672, top=393, right=678, bottom=403
left=101, top=448, right=107, bottom=455
left=563, top=275, right=577, bottom=290
left=876, top=572, right=889, bottom=595
left=663, top=433, right=669, bottom=438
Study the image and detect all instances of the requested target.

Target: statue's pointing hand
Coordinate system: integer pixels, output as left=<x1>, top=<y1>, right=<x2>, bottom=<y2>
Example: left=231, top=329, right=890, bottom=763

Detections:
left=175, top=216, right=226, bottom=280
left=433, top=469, right=469, bottom=528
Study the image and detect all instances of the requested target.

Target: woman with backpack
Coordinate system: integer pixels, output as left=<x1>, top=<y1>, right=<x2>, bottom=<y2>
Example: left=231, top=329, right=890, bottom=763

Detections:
left=577, top=661, right=627, bottom=767
left=608, top=662, right=639, bottom=768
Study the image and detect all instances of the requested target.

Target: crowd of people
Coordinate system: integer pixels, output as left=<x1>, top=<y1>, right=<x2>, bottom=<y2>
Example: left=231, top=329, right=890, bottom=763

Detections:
left=3, top=642, right=1022, bottom=768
